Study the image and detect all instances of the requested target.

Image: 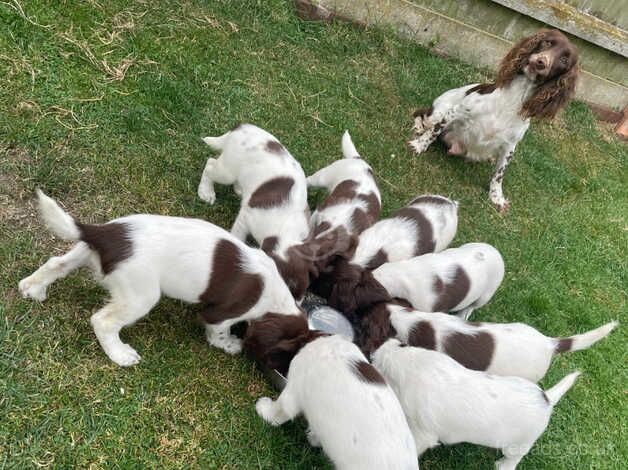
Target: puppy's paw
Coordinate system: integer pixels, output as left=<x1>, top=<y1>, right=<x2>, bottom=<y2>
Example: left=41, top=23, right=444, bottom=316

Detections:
left=408, top=138, right=428, bottom=155
left=18, top=276, right=48, bottom=302
left=197, top=185, right=216, bottom=204
left=221, top=336, right=242, bottom=355
left=108, top=343, right=141, bottom=367
left=256, top=397, right=281, bottom=425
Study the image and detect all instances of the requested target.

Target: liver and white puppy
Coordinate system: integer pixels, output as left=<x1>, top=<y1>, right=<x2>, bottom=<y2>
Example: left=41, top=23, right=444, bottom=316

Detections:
left=18, top=191, right=300, bottom=366
left=358, top=303, right=617, bottom=381
left=244, top=314, right=418, bottom=470
left=306, top=131, right=381, bottom=272
left=339, top=242, right=505, bottom=318
left=373, top=339, right=580, bottom=469
left=197, top=123, right=313, bottom=301
left=329, top=194, right=458, bottom=313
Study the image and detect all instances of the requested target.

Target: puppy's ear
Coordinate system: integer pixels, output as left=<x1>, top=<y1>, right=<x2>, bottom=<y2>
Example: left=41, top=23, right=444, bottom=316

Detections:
left=522, top=64, right=578, bottom=119
left=357, top=304, right=395, bottom=356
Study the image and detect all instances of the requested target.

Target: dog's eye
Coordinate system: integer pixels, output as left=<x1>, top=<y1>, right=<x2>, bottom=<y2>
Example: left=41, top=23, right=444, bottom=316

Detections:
left=541, top=40, right=552, bottom=49
left=560, top=56, right=569, bottom=64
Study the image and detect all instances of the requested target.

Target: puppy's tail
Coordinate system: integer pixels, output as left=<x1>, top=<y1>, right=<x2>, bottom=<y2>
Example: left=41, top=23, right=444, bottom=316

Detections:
left=554, top=321, right=618, bottom=354
left=544, top=371, right=580, bottom=406
left=341, top=130, right=360, bottom=159
left=36, top=189, right=81, bottom=240
left=202, top=134, right=229, bottom=151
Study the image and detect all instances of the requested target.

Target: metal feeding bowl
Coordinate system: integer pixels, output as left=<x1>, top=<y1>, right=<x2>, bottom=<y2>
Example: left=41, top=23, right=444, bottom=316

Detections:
left=264, top=293, right=355, bottom=390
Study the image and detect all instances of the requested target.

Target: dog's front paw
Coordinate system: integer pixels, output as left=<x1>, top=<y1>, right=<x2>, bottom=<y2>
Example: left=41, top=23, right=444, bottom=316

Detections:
left=256, top=397, right=281, bottom=425
left=493, top=199, right=510, bottom=214
left=408, top=138, right=429, bottom=155
left=197, top=185, right=216, bottom=204
left=18, top=276, right=48, bottom=302
left=108, top=343, right=141, bottom=367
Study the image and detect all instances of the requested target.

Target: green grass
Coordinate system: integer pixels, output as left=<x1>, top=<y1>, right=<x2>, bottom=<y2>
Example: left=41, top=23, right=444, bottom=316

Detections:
left=0, top=0, right=626, bottom=468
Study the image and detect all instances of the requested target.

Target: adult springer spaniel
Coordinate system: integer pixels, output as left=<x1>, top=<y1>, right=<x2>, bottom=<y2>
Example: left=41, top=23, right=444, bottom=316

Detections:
left=408, top=29, right=579, bottom=212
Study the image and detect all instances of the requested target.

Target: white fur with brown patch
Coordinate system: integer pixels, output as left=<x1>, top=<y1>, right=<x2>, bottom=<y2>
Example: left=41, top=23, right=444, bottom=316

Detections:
left=255, top=335, right=419, bottom=470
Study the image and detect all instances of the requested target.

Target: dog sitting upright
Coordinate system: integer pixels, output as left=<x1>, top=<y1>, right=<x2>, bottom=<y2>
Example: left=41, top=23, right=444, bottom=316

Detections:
left=18, top=190, right=301, bottom=366
left=244, top=314, right=419, bottom=470
left=197, top=123, right=314, bottom=301
left=408, top=29, right=578, bottom=212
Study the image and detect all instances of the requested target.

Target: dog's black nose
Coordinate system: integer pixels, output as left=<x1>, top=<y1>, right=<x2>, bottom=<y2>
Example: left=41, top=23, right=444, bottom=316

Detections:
left=534, top=57, right=547, bottom=70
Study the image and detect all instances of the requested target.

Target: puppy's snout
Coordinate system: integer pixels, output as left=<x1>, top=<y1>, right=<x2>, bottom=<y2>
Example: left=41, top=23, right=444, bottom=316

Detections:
left=529, top=55, right=547, bottom=71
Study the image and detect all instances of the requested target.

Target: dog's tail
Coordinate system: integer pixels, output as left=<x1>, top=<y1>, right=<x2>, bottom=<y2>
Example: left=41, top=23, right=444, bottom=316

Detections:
left=341, top=130, right=360, bottom=159
left=202, top=133, right=229, bottom=151
left=36, top=189, right=81, bottom=240
left=554, top=321, right=618, bottom=354
left=544, top=371, right=580, bottom=406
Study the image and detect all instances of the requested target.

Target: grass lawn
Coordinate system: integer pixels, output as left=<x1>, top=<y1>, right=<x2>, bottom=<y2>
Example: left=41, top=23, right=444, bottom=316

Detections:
left=1, top=0, right=626, bottom=468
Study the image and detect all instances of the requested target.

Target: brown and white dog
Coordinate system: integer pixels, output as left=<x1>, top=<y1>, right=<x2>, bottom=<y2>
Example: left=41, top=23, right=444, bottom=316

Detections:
left=306, top=131, right=382, bottom=274
left=358, top=302, right=617, bottom=382
left=329, top=194, right=458, bottom=313
left=373, top=339, right=580, bottom=469
left=244, top=314, right=419, bottom=470
left=332, top=242, right=505, bottom=318
left=197, top=123, right=315, bottom=302
left=18, top=190, right=301, bottom=366
left=409, top=29, right=579, bottom=212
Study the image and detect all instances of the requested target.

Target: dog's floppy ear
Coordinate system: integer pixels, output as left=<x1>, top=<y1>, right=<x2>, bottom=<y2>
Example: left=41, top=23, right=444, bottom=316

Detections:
left=264, top=330, right=327, bottom=375
left=357, top=303, right=396, bottom=357
left=521, top=64, right=578, bottom=119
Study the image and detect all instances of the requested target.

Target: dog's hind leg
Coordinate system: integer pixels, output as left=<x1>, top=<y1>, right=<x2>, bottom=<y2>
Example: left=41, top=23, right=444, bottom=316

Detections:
left=19, top=242, right=92, bottom=302
left=90, top=277, right=160, bottom=366
left=408, top=106, right=457, bottom=155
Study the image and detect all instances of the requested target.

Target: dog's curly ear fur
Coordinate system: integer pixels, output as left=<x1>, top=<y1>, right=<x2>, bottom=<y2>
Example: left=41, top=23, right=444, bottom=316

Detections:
left=496, top=30, right=547, bottom=87
left=521, top=64, right=578, bottom=119
left=328, top=262, right=392, bottom=316
left=356, top=303, right=396, bottom=357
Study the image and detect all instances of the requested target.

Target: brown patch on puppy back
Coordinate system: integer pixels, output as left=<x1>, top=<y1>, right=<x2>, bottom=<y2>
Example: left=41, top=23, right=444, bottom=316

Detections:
left=394, top=207, right=435, bottom=255
left=265, top=140, right=286, bottom=154
left=313, top=220, right=331, bottom=237
left=443, top=331, right=494, bottom=371
left=365, top=248, right=388, bottom=270
left=408, top=321, right=437, bottom=350
left=199, top=239, right=264, bottom=323
left=318, top=180, right=359, bottom=210
left=249, top=176, right=294, bottom=208
left=351, top=360, right=386, bottom=385
left=432, top=266, right=471, bottom=312
left=78, top=222, right=133, bottom=275
left=465, top=83, right=497, bottom=96
left=555, top=338, right=573, bottom=354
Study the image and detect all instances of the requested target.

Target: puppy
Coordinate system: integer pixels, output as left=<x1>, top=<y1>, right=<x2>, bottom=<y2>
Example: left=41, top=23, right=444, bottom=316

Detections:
left=329, top=194, right=458, bottom=313
left=244, top=314, right=418, bottom=470
left=358, top=302, right=616, bottom=381
left=197, top=123, right=313, bottom=301
left=306, top=131, right=381, bottom=270
left=18, top=190, right=301, bottom=366
left=373, top=339, right=580, bottom=469
left=337, top=242, right=505, bottom=318
left=408, top=29, right=578, bottom=212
